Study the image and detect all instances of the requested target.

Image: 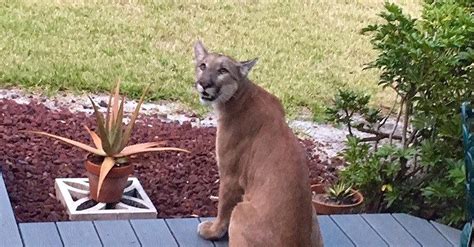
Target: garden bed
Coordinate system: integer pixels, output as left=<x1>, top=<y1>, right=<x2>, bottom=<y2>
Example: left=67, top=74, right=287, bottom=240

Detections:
left=0, top=99, right=337, bottom=222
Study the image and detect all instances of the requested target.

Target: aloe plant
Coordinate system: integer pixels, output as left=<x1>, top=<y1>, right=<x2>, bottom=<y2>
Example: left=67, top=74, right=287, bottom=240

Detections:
left=326, top=183, right=355, bottom=204
left=26, top=80, right=189, bottom=197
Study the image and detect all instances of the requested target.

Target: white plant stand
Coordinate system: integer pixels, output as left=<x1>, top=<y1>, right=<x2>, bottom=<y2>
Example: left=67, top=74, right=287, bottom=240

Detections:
left=55, top=177, right=157, bottom=221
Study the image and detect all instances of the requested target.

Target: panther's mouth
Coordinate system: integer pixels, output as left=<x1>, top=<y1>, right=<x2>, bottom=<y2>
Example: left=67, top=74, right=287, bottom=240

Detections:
left=200, top=94, right=217, bottom=101
left=199, top=87, right=220, bottom=102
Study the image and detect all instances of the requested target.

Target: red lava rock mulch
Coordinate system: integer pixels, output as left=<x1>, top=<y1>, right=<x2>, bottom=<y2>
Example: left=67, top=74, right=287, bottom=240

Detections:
left=0, top=99, right=336, bottom=222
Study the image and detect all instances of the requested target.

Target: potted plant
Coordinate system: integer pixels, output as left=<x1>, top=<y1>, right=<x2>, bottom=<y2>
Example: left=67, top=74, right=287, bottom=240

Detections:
left=311, top=182, right=363, bottom=215
left=25, top=80, right=189, bottom=203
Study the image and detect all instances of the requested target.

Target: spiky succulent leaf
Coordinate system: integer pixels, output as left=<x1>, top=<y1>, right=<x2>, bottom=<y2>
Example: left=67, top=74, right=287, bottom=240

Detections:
left=116, top=146, right=189, bottom=157
left=344, top=186, right=352, bottom=196
left=121, top=83, right=152, bottom=150
left=84, top=126, right=103, bottom=151
left=120, top=142, right=165, bottom=155
left=328, top=183, right=355, bottom=202
left=109, top=129, right=123, bottom=155
left=114, top=96, right=125, bottom=152
left=107, top=96, right=125, bottom=155
left=110, top=79, right=121, bottom=130
left=88, top=96, right=111, bottom=154
left=105, top=86, right=114, bottom=132
left=24, top=131, right=105, bottom=156
left=96, top=156, right=116, bottom=198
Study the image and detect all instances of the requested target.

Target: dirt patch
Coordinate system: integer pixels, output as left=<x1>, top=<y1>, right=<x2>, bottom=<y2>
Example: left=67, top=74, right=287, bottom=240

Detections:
left=0, top=99, right=337, bottom=222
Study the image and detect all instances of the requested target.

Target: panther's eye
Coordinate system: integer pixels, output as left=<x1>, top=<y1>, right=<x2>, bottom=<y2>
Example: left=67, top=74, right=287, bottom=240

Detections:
left=218, top=68, right=229, bottom=75
left=199, top=63, right=206, bottom=70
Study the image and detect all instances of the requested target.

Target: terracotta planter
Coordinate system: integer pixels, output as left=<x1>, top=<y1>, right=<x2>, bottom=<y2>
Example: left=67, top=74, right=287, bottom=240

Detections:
left=85, top=156, right=133, bottom=203
left=311, top=184, right=364, bottom=215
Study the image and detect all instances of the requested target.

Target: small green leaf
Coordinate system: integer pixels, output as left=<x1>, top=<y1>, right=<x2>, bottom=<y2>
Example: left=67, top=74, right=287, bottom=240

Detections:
left=381, top=184, right=393, bottom=192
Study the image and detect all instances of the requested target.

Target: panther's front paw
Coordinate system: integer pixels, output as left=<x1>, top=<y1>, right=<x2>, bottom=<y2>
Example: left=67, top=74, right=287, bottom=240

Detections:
left=197, top=220, right=227, bottom=240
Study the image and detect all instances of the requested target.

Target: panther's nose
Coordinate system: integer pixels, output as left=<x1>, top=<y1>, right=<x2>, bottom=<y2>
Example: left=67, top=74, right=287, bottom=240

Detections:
left=196, top=81, right=214, bottom=93
left=197, top=80, right=214, bottom=89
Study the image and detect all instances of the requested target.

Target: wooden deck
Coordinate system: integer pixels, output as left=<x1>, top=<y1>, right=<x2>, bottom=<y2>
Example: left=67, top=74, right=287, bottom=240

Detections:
left=2, top=214, right=460, bottom=247
left=0, top=173, right=462, bottom=247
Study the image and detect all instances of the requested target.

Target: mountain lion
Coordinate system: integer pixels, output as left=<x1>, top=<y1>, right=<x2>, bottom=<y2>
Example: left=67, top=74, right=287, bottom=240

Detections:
left=193, top=41, right=323, bottom=247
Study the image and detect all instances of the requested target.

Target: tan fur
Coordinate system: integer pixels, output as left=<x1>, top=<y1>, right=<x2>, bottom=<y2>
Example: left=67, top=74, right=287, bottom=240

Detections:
left=194, top=41, right=323, bottom=247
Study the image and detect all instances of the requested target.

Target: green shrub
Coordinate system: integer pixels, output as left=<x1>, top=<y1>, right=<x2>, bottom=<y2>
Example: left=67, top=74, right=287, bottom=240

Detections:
left=327, top=0, right=473, bottom=227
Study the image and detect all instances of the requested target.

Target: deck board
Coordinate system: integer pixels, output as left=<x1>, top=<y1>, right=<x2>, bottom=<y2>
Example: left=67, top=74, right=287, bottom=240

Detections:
left=93, top=220, right=140, bottom=247
left=130, top=219, right=178, bottom=247
left=165, top=218, right=214, bottom=247
left=0, top=172, right=23, bottom=247
left=19, top=222, right=63, bottom=247
left=318, top=215, right=354, bottom=247
left=331, top=214, right=388, bottom=247
left=393, top=213, right=453, bottom=247
left=362, top=213, right=421, bottom=247
left=56, top=221, right=102, bottom=247
left=430, top=220, right=461, bottom=246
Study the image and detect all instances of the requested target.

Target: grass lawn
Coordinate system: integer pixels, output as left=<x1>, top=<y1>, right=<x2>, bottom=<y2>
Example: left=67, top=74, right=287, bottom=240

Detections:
left=0, top=0, right=421, bottom=118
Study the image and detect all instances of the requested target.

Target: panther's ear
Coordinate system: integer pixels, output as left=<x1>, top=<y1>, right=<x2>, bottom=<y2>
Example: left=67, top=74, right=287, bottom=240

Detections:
left=194, top=40, right=208, bottom=63
left=239, top=58, right=258, bottom=77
